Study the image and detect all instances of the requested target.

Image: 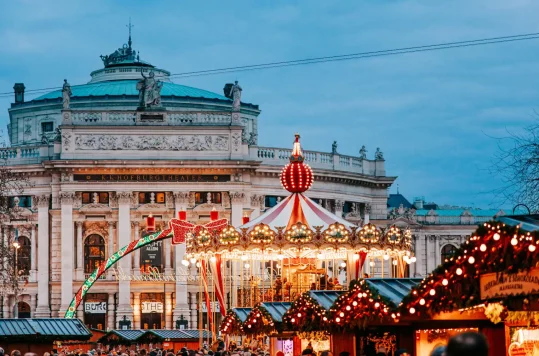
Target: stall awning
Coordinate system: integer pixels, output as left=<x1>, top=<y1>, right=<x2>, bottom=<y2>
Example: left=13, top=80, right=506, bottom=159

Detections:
left=232, top=308, right=252, bottom=323
left=177, top=329, right=213, bottom=339
left=496, top=214, right=539, bottom=232
left=365, top=278, right=422, bottom=306
left=260, top=302, right=292, bottom=322
left=0, top=318, right=91, bottom=342
left=308, top=290, right=343, bottom=310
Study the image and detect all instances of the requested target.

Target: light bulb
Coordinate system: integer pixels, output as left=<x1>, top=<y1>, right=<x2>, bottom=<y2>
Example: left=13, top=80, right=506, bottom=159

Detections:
left=190, top=258, right=197, bottom=264
left=339, top=312, right=344, bottom=317
left=429, top=289, right=435, bottom=296
left=511, top=238, right=518, bottom=246
left=442, top=279, right=448, bottom=286
left=409, top=307, right=416, bottom=314
left=210, top=256, right=217, bottom=263
left=244, top=263, right=250, bottom=269
left=241, top=255, right=248, bottom=261
left=335, top=317, right=341, bottom=322
left=468, top=256, right=475, bottom=264
left=411, top=256, right=416, bottom=263
left=493, top=233, right=500, bottom=241
left=419, top=299, right=425, bottom=306
left=353, top=254, right=360, bottom=261
left=456, top=268, right=463, bottom=275
left=392, top=260, right=398, bottom=266
left=317, top=253, right=324, bottom=259
left=530, top=245, right=537, bottom=252
left=480, top=244, right=487, bottom=252
left=181, top=260, right=190, bottom=267
left=340, top=262, right=346, bottom=268
left=383, top=254, right=389, bottom=261
left=369, top=261, right=375, bottom=267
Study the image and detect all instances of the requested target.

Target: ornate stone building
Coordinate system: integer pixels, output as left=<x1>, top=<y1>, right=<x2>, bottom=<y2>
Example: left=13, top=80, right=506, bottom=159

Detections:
left=1, top=36, right=393, bottom=329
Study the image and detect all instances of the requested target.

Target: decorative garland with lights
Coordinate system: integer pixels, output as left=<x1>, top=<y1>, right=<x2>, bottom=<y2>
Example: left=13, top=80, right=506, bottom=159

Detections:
left=400, top=221, right=539, bottom=319
left=282, top=292, right=331, bottom=332
left=329, top=280, right=396, bottom=330
left=221, top=310, right=245, bottom=335
left=243, top=304, right=278, bottom=335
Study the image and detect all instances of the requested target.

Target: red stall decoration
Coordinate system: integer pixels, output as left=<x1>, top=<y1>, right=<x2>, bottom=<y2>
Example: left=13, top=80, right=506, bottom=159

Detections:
left=221, top=308, right=251, bottom=335
left=243, top=302, right=291, bottom=335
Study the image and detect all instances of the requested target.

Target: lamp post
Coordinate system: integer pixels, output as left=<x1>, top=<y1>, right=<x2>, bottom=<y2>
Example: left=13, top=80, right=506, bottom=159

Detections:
left=12, top=229, right=20, bottom=319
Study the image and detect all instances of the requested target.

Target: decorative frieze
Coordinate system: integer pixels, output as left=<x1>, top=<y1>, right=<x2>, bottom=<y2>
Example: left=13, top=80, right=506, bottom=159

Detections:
left=34, top=195, right=50, bottom=208
left=74, top=134, right=230, bottom=151
left=117, top=192, right=132, bottom=205
left=335, top=199, right=344, bottom=211
left=230, top=192, right=245, bottom=204
left=173, top=192, right=190, bottom=205
left=250, top=194, right=265, bottom=208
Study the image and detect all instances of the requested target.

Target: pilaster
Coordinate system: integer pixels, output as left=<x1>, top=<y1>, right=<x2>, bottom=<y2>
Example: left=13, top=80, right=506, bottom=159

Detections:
left=173, top=191, right=190, bottom=323
left=116, top=191, right=133, bottom=321
left=75, top=221, right=83, bottom=280
left=30, top=224, right=36, bottom=282
left=107, top=293, right=115, bottom=330
left=35, top=194, right=51, bottom=317
left=230, top=191, right=245, bottom=227
left=59, top=191, right=75, bottom=316
left=132, top=221, right=141, bottom=275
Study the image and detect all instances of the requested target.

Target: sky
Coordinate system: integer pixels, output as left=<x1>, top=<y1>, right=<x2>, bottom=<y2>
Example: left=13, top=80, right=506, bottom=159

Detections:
left=1, top=0, right=538, bottom=209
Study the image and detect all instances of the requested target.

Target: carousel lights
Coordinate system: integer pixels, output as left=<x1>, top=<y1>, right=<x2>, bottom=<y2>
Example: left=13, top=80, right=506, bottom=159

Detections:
left=340, top=262, right=347, bottom=268
left=358, top=223, right=380, bottom=244
left=324, top=223, right=350, bottom=243
left=409, top=307, right=416, bottom=314
left=386, top=225, right=402, bottom=244
left=197, top=228, right=212, bottom=247
left=429, top=289, right=436, bottom=296
left=219, top=225, right=240, bottom=245
left=181, top=259, right=190, bottom=267
left=249, top=223, right=275, bottom=244
left=285, top=222, right=313, bottom=243
left=419, top=298, right=425, bottom=305
left=468, top=256, right=475, bottom=264
left=456, top=268, right=463, bottom=275
left=383, top=254, right=390, bottom=260
left=442, top=279, right=448, bottom=286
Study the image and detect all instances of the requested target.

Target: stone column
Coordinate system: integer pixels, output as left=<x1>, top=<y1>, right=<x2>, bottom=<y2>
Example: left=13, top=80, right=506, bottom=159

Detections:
left=250, top=194, right=261, bottom=219
left=31, top=294, right=37, bottom=318
left=164, top=229, right=172, bottom=274
left=2, top=296, right=10, bottom=318
left=132, top=221, right=141, bottom=275
left=30, top=224, right=37, bottom=282
left=116, top=192, right=133, bottom=321
left=133, top=292, right=141, bottom=329
left=165, top=292, right=173, bottom=329
left=189, top=292, right=198, bottom=329
left=35, top=195, right=51, bottom=317
left=364, top=203, right=371, bottom=224
left=107, top=221, right=115, bottom=279
left=334, top=199, right=344, bottom=218
left=59, top=191, right=75, bottom=316
left=173, top=192, right=190, bottom=323
left=75, top=221, right=83, bottom=280
left=107, top=293, right=115, bottom=330
left=230, top=192, right=245, bottom=227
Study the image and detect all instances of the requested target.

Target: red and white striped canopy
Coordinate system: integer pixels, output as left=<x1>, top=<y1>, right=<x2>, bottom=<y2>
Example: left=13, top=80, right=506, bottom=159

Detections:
left=240, top=193, right=356, bottom=231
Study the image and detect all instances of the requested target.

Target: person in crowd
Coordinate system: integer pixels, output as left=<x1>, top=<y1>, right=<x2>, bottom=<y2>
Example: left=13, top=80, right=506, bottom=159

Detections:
left=301, top=350, right=313, bottom=356
left=320, top=351, right=332, bottom=356
left=11, top=350, right=21, bottom=356
left=23, top=353, right=37, bottom=356
left=429, top=346, right=445, bottom=356
left=0, top=347, right=3, bottom=356
left=394, top=350, right=410, bottom=356
left=446, top=331, right=488, bottom=356
left=338, top=352, right=349, bottom=356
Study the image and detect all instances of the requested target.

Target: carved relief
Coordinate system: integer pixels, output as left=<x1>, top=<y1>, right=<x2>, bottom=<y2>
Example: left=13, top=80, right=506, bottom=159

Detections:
left=230, top=192, right=245, bottom=204
left=33, top=195, right=50, bottom=208
left=74, top=134, right=230, bottom=151
left=222, top=192, right=230, bottom=208
left=334, top=200, right=344, bottom=211
left=59, top=191, right=75, bottom=205
left=116, top=192, right=132, bottom=205
left=388, top=204, right=416, bottom=221
left=173, top=191, right=190, bottom=205
left=231, top=132, right=241, bottom=152
left=79, top=203, right=112, bottom=213
left=84, top=221, right=108, bottom=238
left=60, top=172, right=72, bottom=182
left=73, top=192, right=82, bottom=209
left=62, top=132, right=72, bottom=151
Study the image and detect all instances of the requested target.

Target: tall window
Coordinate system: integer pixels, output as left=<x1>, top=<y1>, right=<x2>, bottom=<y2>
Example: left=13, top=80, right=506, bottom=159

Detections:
left=41, top=122, right=54, bottom=133
left=10, top=196, right=32, bottom=208
left=139, top=192, right=166, bottom=204
left=194, top=192, right=221, bottom=205
left=441, top=244, right=458, bottom=262
left=17, top=236, right=31, bottom=276
left=81, top=192, right=109, bottom=204
left=84, top=235, right=106, bottom=273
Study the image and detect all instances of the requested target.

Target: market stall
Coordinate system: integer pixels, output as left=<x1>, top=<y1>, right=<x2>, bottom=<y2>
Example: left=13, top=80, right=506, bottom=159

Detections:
left=97, top=329, right=213, bottom=352
left=0, top=318, right=92, bottom=354
left=399, top=215, right=539, bottom=356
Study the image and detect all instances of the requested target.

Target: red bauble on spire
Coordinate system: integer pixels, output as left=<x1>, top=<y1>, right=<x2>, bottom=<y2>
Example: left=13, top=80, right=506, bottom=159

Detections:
left=280, top=134, right=314, bottom=193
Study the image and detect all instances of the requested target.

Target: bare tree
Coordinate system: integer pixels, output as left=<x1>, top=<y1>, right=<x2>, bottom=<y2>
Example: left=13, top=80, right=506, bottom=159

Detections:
left=0, top=154, right=32, bottom=317
left=491, top=120, right=539, bottom=213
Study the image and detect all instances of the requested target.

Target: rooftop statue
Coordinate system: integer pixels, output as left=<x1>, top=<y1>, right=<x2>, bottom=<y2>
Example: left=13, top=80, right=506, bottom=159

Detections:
left=332, top=141, right=338, bottom=154
left=62, top=79, right=72, bottom=110
left=137, top=70, right=163, bottom=109
left=229, top=81, right=242, bottom=111
left=359, top=145, right=367, bottom=159
left=375, top=147, right=384, bottom=160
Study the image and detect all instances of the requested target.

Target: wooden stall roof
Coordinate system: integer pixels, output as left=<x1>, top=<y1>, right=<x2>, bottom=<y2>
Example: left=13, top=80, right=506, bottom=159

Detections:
left=232, top=308, right=252, bottom=323
left=308, top=290, right=343, bottom=310
left=365, top=278, right=422, bottom=306
left=0, top=318, right=91, bottom=342
left=260, top=302, right=292, bottom=322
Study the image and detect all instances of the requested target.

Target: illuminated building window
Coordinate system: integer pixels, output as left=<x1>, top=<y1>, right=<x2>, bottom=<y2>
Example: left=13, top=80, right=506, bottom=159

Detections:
left=84, top=234, right=106, bottom=273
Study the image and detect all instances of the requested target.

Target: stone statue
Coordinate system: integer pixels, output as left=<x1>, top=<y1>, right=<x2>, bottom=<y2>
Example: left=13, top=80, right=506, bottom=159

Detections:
left=248, top=132, right=258, bottom=146
left=375, top=147, right=384, bottom=160
left=229, top=81, right=242, bottom=111
left=332, top=141, right=338, bottom=154
left=62, top=79, right=72, bottom=110
left=137, top=70, right=163, bottom=108
left=359, top=145, right=367, bottom=159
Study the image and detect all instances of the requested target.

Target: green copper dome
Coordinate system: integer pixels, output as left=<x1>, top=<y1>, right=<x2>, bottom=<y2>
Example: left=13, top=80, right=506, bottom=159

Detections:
left=34, top=80, right=229, bottom=101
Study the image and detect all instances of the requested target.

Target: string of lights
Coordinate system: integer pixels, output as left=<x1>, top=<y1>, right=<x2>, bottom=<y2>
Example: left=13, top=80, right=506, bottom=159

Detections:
left=0, top=32, right=538, bottom=99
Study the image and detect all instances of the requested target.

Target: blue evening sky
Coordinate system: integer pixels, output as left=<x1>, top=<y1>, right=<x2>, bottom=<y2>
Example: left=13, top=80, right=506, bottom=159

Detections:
left=0, top=1, right=538, bottom=209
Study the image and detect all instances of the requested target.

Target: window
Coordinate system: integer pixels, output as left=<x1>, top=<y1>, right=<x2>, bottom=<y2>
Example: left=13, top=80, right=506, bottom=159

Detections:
left=41, top=122, right=54, bottom=133
left=343, top=202, right=353, bottom=214
left=84, top=293, right=107, bottom=330
left=265, top=196, right=283, bottom=208
left=441, top=244, right=458, bottom=262
left=81, top=192, right=109, bottom=204
left=17, top=236, right=31, bottom=276
left=139, top=192, right=166, bottom=204
left=194, top=192, right=221, bottom=205
left=84, top=235, right=106, bottom=273
left=9, top=196, right=32, bottom=208
left=16, top=302, right=31, bottom=319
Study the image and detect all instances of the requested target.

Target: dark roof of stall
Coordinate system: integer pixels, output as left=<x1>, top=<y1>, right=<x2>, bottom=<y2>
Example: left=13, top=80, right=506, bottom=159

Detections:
left=0, top=318, right=91, bottom=342
left=260, top=302, right=292, bottom=322
left=365, top=278, right=422, bottom=306
left=496, top=214, right=539, bottom=232
left=308, top=290, right=344, bottom=310
left=232, top=308, right=252, bottom=322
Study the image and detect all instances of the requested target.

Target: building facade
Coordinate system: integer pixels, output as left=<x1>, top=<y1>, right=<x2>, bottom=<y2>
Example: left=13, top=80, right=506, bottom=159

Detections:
left=0, top=38, right=394, bottom=329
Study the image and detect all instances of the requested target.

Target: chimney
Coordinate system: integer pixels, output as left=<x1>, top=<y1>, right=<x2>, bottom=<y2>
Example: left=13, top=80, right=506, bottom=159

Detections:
left=13, top=83, right=25, bottom=104
left=413, top=196, right=424, bottom=210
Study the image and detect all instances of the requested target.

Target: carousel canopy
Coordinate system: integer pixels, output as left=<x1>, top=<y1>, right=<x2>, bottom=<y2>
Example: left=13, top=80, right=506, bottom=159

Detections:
left=240, top=193, right=355, bottom=232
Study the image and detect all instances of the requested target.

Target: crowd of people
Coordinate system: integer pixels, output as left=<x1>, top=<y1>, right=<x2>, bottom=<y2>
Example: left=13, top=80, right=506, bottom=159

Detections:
left=0, top=331, right=489, bottom=356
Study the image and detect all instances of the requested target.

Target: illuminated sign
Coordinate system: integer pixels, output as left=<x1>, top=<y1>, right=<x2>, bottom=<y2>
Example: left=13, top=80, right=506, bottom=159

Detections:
left=141, top=302, right=164, bottom=314
left=480, top=268, right=539, bottom=300
left=84, top=302, right=107, bottom=314
left=73, top=174, right=230, bottom=182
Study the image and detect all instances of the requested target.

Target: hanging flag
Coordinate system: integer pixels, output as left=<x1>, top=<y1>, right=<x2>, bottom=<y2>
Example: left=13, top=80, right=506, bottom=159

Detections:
left=355, top=251, right=368, bottom=279
left=209, top=254, right=227, bottom=316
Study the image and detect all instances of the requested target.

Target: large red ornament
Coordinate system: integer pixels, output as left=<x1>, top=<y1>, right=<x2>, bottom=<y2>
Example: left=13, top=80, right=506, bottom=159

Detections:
left=280, top=134, right=314, bottom=193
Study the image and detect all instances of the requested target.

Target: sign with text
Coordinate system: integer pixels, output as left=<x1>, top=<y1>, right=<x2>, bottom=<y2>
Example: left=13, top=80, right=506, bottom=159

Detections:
left=480, top=269, right=539, bottom=300
left=84, top=302, right=107, bottom=314
left=73, top=174, right=230, bottom=182
left=141, top=241, right=162, bottom=270
left=141, top=302, right=164, bottom=314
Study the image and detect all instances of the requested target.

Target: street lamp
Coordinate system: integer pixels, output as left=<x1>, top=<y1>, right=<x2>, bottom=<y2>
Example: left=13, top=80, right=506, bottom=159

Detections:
left=12, top=229, right=20, bottom=318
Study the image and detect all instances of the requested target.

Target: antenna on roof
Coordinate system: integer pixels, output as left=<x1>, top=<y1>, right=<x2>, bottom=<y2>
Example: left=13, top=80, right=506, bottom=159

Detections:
left=397, top=184, right=399, bottom=194
left=127, top=17, right=134, bottom=49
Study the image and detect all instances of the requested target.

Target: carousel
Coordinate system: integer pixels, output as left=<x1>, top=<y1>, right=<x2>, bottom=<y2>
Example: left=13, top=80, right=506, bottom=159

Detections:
left=183, top=134, right=415, bottom=309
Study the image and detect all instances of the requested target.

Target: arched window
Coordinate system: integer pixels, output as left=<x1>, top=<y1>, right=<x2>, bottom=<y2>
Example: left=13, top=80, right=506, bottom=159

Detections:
left=84, top=235, right=106, bottom=273
left=441, top=244, right=458, bottom=262
left=17, top=236, right=31, bottom=276
left=17, top=301, right=31, bottom=318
